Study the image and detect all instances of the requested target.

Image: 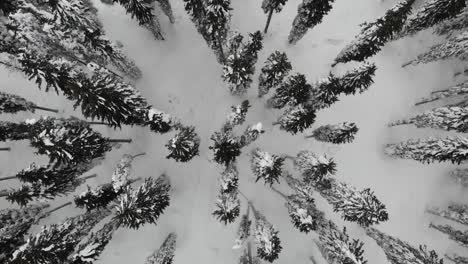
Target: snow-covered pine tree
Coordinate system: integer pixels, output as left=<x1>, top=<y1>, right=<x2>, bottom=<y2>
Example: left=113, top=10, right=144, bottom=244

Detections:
left=446, top=254, right=468, bottom=264
left=240, top=122, right=265, bottom=147
left=310, top=62, right=376, bottom=109
left=398, top=0, right=466, bottom=38
left=165, top=125, right=200, bottom=162
left=69, top=220, right=120, bottom=264
left=293, top=150, right=337, bottom=184
left=243, top=31, right=263, bottom=68
left=112, top=0, right=153, bottom=26
left=24, top=117, right=126, bottom=167
left=222, top=32, right=254, bottom=95
left=251, top=206, right=282, bottom=262
left=0, top=202, right=71, bottom=262
left=415, top=81, right=468, bottom=106
left=233, top=209, right=251, bottom=249
left=430, top=223, right=468, bottom=247
left=307, top=122, right=359, bottom=144
left=145, top=233, right=177, bottom=264
left=427, top=203, right=468, bottom=225
left=10, top=208, right=112, bottom=264
left=385, top=136, right=468, bottom=164
left=0, top=91, right=58, bottom=114
left=288, top=0, right=336, bottom=44
left=389, top=107, right=468, bottom=133
left=202, top=0, right=232, bottom=62
left=225, top=100, right=251, bottom=129
left=220, top=163, right=239, bottom=194
left=0, top=173, right=96, bottom=206
left=209, top=130, right=242, bottom=166
left=333, top=0, right=416, bottom=65
left=212, top=189, right=240, bottom=224
left=251, top=148, right=285, bottom=186
left=284, top=174, right=369, bottom=263
left=75, top=153, right=142, bottom=210
left=316, top=223, right=367, bottom=264
left=450, top=169, right=468, bottom=188
left=270, top=187, right=322, bottom=233
left=366, top=227, right=444, bottom=264
left=274, top=104, right=317, bottom=134
left=434, top=8, right=468, bottom=36
left=261, top=0, right=288, bottom=33
left=268, top=73, right=312, bottom=109
left=258, top=51, right=292, bottom=98
left=404, top=31, right=468, bottom=66
left=113, top=175, right=171, bottom=229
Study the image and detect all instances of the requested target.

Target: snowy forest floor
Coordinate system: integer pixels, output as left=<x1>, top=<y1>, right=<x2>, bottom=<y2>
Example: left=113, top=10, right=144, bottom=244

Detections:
left=1, top=0, right=468, bottom=263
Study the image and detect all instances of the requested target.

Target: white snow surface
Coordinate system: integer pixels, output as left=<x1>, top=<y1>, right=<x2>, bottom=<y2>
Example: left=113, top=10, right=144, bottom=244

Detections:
left=1, top=0, right=468, bottom=263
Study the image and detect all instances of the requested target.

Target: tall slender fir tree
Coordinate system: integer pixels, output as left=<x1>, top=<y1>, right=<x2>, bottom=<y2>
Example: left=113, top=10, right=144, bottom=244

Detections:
left=261, top=0, right=288, bottom=33
left=258, top=51, right=292, bottom=98
left=307, top=122, right=359, bottom=144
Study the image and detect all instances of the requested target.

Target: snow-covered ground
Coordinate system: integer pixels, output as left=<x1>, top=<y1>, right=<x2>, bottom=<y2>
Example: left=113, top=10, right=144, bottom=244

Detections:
left=1, top=0, right=467, bottom=263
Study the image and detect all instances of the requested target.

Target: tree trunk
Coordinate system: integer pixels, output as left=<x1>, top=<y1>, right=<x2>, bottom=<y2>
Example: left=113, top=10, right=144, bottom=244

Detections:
left=132, top=152, right=146, bottom=159
left=304, top=134, right=314, bottom=139
left=264, top=9, right=274, bottom=34
left=401, top=61, right=412, bottom=68
left=217, top=35, right=225, bottom=64
left=45, top=201, right=72, bottom=215
left=32, top=105, right=59, bottom=113
left=414, top=98, right=437, bottom=106
left=271, top=186, right=289, bottom=201
left=108, top=138, right=132, bottom=143
left=0, top=175, right=18, bottom=182
left=0, top=189, right=9, bottom=197
left=272, top=121, right=280, bottom=126
left=88, top=121, right=109, bottom=125
left=247, top=241, right=254, bottom=264
left=454, top=69, right=468, bottom=77
left=0, top=147, right=11, bottom=151
left=82, top=174, right=98, bottom=180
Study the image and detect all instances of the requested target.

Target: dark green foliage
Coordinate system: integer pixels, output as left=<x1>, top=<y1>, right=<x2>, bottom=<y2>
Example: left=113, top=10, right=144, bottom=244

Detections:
left=258, top=51, right=292, bottom=97
left=114, top=177, right=171, bottom=229
left=113, top=0, right=154, bottom=25
left=75, top=183, right=120, bottom=211
left=276, top=104, right=316, bottom=134
left=165, top=126, right=200, bottom=162
left=268, top=73, right=312, bottom=109
left=209, top=131, right=242, bottom=166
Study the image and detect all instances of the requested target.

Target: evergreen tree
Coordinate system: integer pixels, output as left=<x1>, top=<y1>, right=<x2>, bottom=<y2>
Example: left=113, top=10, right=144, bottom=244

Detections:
left=240, top=123, right=265, bottom=147
left=0, top=203, right=49, bottom=228
left=113, top=176, right=171, bottom=229
left=258, top=51, right=292, bottom=98
left=430, top=223, right=468, bottom=247
left=209, top=130, right=242, bottom=166
left=274, top=104, right=317, bottom=134
left=69, top=220, right=120, bottom=264
left=366, top=227, right=444, bottom=264
left=243, top=31, right=263, bottom=69
left=333, top=0, right=416, bottom=65
left=145, top=233, right=177, bottom=264
left=316, top=223, right=367, bottom=264
left=261, top=0, right=288, bottom=33
left=1, top=173, right=96, bottom=206
left=225, top=100, right=251, bottom=129
left=222, top=33, right=254, bottom=95
left=434, top=8, right=468, bottom=36
left=233, top=210, right=251, bottom=249
left=288, top=0, right=336, bottom=44
left=446, top=254, right=468, bottom=264
left=268, top=73, right=312, bottom=109
left=415, top=81, right=468, bottom=106
left=165, top=125, right=200, bottom=162
left=202, top=0, right=232, bottom=62
left=308, top=122, right=359, bottom=144
left=389, top=107, right=468, bottom=133
left=0, top=202, right=71, bottom=262
left=398, top=0, right=466, bottom=38
left=75, top=153, right=142, bottom=210
left=310, top=62, right=376, bottom=109
left=220, top=163, right=239, bottom=194
left=293, top=150, right=336, bottom=184
left=405, top=30, right=468, bottom=66
left=0, top=117, right=134, bottom=167
left=113, top=0, right=154, bottom=26
left=385, top=136, right=468, bottom=164
left=250, top=148, right=284, bottom=186
left=251, top=206, right=282, bottom=262
left=10, top=208, right=112, bottom=264
left=449, top=169, right=468, bottom=188
left=0, top=91, right=58, bottom=114
left=212, top=189, right=240, bottom=224
left=427, top=203, right=468, bottom=225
